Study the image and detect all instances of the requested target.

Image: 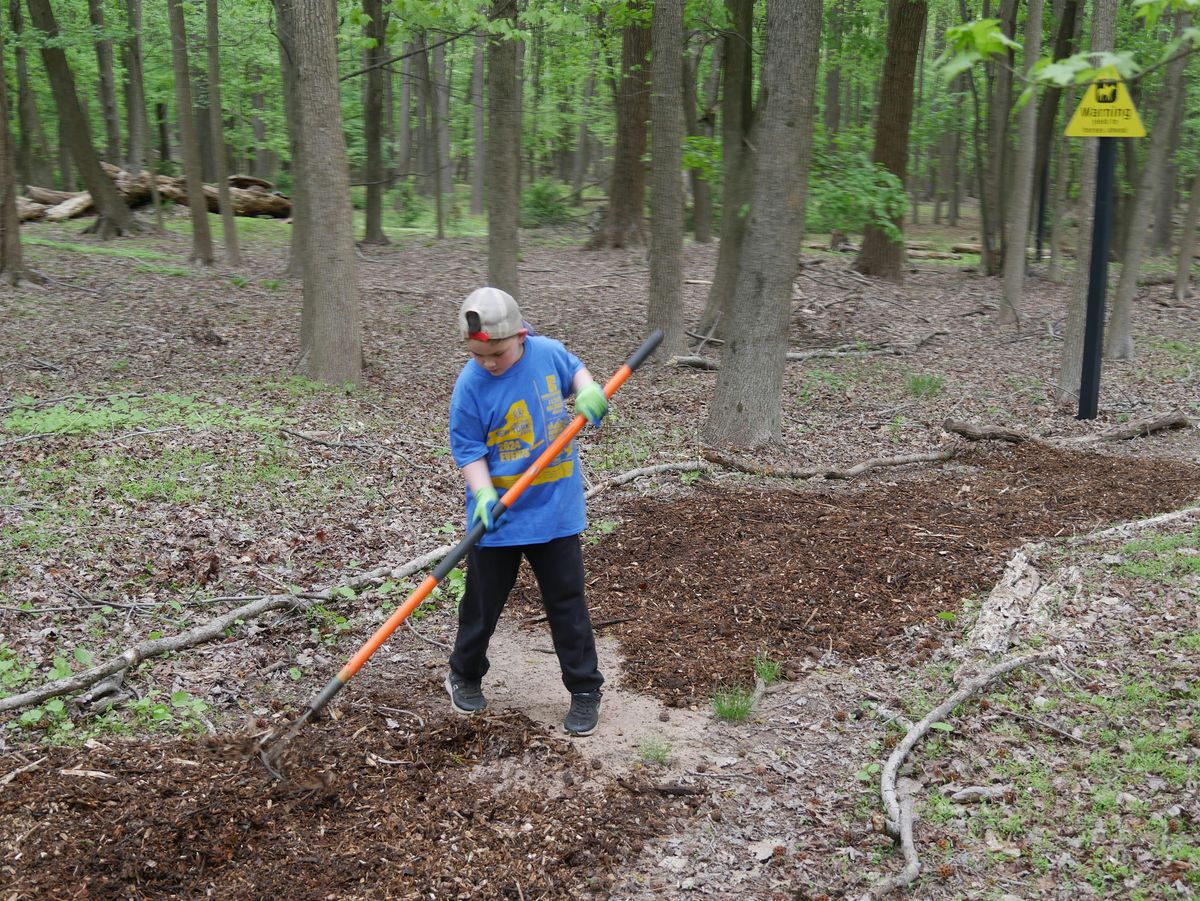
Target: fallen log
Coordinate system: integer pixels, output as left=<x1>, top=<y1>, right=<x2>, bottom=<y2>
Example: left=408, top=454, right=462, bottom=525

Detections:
left=16, top=198, right=48, bottom=222
left=45, top=192, right=95, bottom=222
left=907, top=250, right=961, bottom=260
left=25, top=185, right=76, bottom=205
left=950, top=243, right=983, bottom=254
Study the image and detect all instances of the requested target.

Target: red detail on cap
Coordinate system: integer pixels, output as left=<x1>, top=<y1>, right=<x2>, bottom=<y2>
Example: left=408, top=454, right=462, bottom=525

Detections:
left=468, top=330, right=490, bottom=342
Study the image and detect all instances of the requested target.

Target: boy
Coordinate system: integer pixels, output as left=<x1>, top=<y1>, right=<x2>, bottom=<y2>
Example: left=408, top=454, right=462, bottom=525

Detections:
left=445, top=286, right=609, bottom=736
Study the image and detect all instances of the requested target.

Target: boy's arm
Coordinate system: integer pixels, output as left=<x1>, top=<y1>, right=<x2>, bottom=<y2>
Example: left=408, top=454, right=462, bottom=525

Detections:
left=461, top=457, right=493, bottom=493
left=571, top=366, right=607, bottom=425
left=570, top=368, right=596, bottom=393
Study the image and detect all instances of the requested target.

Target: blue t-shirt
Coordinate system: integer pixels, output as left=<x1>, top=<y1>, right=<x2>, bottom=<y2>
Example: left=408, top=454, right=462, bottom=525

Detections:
left=449, top=335, right=587, bottom=547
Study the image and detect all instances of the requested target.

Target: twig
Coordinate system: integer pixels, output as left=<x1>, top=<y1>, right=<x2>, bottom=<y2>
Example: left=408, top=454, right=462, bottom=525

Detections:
left=585, top=461, right=711, bottom=499
left=280, top=427, right=371, bottom=450
left=861, top=649, right=1060, bottom=900
left=703, top=446, right=957, bottom=481
left=1, top=756, right=47, bottom=786
left=378, top=706, right=426, bottom=728
left=407, top=618, right=450, bottom=649
left=997, top=708, right=1090, bottom=746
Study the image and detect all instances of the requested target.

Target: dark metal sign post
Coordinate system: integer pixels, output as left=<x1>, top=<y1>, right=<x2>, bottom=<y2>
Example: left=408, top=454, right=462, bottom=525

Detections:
left=1077, top=136, right=1116, bottom=421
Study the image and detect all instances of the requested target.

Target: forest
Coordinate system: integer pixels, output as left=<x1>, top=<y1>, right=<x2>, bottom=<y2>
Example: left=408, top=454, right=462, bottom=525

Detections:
left=1, top=0, right=1200, bottom=898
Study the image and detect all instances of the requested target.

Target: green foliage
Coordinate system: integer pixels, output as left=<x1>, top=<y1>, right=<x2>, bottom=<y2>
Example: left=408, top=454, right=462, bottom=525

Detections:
left=712, top=682, right=754, bottom=722
left=2, top=394, right=291, bottom=439
left=682, top=136, right=720, bottom=183
left=807, top=145, right=908, bottom=243
left=938, top=18, right=1022, bottom=83
left=520, top=178, right=573, bottom=228
left=905, top=372, right=946, bottom=398
left=638, top=736, right=672, bottom=765
left=391, top=180, right=426, bottom=228
left=753, top=653, right=781, bottom=686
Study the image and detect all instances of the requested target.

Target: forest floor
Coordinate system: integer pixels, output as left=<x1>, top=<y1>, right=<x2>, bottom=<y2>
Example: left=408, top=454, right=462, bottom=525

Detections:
left=1, top=210, right=1199, bottom=900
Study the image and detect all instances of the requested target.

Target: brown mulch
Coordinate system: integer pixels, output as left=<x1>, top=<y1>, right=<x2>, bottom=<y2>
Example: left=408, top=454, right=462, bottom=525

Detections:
left=0, top=699, right=677, bottom=900
left=586, top=442, right=1200, bottom=705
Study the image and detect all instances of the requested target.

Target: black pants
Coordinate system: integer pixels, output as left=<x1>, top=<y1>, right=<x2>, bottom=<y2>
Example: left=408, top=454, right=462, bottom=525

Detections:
left=449, top=534, right=604, bottom=694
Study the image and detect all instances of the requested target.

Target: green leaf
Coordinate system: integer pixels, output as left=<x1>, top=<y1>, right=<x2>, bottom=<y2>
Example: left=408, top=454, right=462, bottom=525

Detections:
left=930, top=721, right=954, bottom=732
left=49, top=657, right=71, bottom=680
left=19, top=708, right=44, bottom=726
left=288, top=667, right=303, bottom=682
left=73, top=646, right=94, bottom=667
left=170, top=690, right=192, bottom=708
left=45, top=698, right=66, bottom=716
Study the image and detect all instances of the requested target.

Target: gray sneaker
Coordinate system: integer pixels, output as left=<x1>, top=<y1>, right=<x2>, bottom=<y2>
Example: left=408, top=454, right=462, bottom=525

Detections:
left=564, top=691, right=602, bottom=736
left=444, top=671, right=487, bottom=714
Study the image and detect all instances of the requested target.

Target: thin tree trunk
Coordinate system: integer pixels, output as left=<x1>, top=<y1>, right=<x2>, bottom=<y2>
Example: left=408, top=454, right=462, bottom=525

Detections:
left=9, top=0, right=52, bottom=188
left=1174, top=170, right=1200, bottom=302
left=648, top=0, right=686, bottom=357
left=288, top=0, right=363, bottom=384
left=124, top=0, right=162, bottom=231
left=362, top=0, right=390, bottom=244
left=88, top=0, right=121, bottom=164
left=414, top=36, right=433, bottom=195
left=434, top=41, right=453, bottom=196
left=0, top=29, right=34, bottom=285
left=705, top=0, right=823, bottom=448
left=999, top=0, right=1042, bottom=325
left=571, top=48, right=598, bottom=205
left=980, top=0, right=1018, bottom=277
left=1105, top=13, right=1191, bottom=361
left=1056, top=0, right=1117, bottom=406
left=26, top=0, right=132, bottom=236
left=824, top=0, right=843, bottom=141
left=698, top=0, right=754, bottom=335
left=1151, top=80, right=1185, bottom=254
left=854, top=0, right=928, bottom=282
left=585, top=4, right=651, bottom=249
left=206, top=0, right=239, bottom=265
left=167, top=0, right=214, bottom=265
left=156, top=102, right=170, bottom=167
left=487, top=0, right=520, bottom=298
left=470, top=33, right=486, bottom=216
left=397, top=46, right=412, bottom=180
left=683, top=36, right=716, bottom=243
left=1032, top=0, right=1079, bottom=260
left=421, top=39, right=445, bottom=239
left=275, top=0, right=308, bottom=288
left=1047, top=105, right=1071, bottom=282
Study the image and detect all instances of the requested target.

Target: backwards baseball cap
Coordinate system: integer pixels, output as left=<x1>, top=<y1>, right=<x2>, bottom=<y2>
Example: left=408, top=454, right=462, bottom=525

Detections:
left=459, top=287, right=524, bottom=341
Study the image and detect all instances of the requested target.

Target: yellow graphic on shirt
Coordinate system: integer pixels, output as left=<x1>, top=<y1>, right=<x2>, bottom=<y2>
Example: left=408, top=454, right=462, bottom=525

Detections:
left=485, top=377, right=576, bottom=482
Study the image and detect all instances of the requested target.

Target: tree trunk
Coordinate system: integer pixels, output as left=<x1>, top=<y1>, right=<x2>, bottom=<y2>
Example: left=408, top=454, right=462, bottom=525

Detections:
left=571, top=48, right=599, bottom=205
left=1056, top=0, right=1117, bottom=406
left=397, top=46, right=412, bottom=180
left=648, top=0, right=686, bottom=358
left=1032, top=0, right=1079, bottom=261
left=87, top=0, right=121, bottom=164
left=697, top=0, right=755, bottom=336
left=1105, top=13, right=1191, bottom=361
left=999, top=0, right=1043, bottom=325
left=290, top=0, right=363, bottom=384
left=9, top=0, right=52, bottom=189
left=421, top=38, right=445, bottom=239
left=824, top=0, right=843, bottom=141
left=1151, top=79, right=1185, bottom=254
left=275, top=0, right=307, bottom=281
left=167, top=0, right=214, bottom=265
left=704, top=0, right=823, bottom=448
left=586, top=4, right=651, bottom=249
left=854, top=0, right=927, bottom=283
left=980, top=0, right=1018, bottom=277
left=361, top=0, right=390, bottom=244
left=487, top=0, right=520, bottom=298
left=434, top=41, right=453, bottom=196
left=206, top=0, right=239, bottom=265
left=251, top=91, right=272, bottom=178
left=26, top=0, right=133, bottom=237
left=1174, top=170, right=1199, bottom=302
left=124, top=0, right=162, bottom=231
left=1046, top=98, right=1071, bottom=282
left=414, top=36, right=433, bottom=195
left=683, top=35, right=718, bottom=243
left=156, top=102, right=171, bottom=167
left=470, top=33, right=486, bottom=216
left=0, top=29, right=33, bottom=285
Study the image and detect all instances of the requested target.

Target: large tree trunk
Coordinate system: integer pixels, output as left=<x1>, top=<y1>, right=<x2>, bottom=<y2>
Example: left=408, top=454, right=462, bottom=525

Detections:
left=275, top=0, right=307, bottom=281
left=206, top=0, right=239, bottom=265
left=362, top=0, right=390, bottom=245
left=697, top=0, right=755, bottom=337
left=9, top=0, right=52, bottom=189
left=290, top=0, right=363, bottom=384
left=1056, top=0, right=1118, bottom=406
left=87, top=0, right=121, bottom=164
left=123, top=0, right=162, bottom=230
left=470, top=33, right=486, bottom=216
left=586, top=4, right=651, bottom=249
left=648, top=0, right=686, bottom=358
left=999, top=0, right=1043, bottom=325
left=26, top=0, right=133, bottom=237
left=1105, top=13, right=1191, bottom=361
left=167, top=0, right=214, bottom=265
left=1174, top=170, right=1200, bottom=302
left=704, top=0, right=823, bottom=449
left=487, top=0, right=521, bottom=298
left=854, top=0, right=927, bottom=282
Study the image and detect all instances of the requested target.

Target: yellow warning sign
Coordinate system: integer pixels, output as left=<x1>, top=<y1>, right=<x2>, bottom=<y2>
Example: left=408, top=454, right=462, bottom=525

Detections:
left=1065, top=67, right=1146, bottom=138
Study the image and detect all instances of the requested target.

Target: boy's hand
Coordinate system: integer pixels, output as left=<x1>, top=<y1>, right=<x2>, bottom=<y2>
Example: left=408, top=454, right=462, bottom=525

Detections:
left=473, top=486, right=500, bottom=531
left=575, top=382, right=608, bottom=425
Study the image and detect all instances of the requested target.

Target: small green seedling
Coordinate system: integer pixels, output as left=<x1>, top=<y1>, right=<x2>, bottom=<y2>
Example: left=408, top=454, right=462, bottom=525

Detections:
left=712, top=683, right=755, bottom=722
left=638, top=736, right=672, bottom=765
left=753, top=653, right=781, bottom=685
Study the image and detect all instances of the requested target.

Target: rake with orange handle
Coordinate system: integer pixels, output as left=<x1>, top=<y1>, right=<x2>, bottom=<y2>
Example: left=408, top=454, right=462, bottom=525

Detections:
left=258, top=330, right=663, bottom=771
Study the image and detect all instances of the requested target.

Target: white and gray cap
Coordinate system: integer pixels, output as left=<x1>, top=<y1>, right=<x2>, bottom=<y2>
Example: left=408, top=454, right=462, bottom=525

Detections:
left=459, top=287, right=524, bottom=341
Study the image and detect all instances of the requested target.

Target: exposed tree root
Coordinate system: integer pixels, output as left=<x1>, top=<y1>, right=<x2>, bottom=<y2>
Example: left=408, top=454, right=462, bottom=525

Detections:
left=702, top=446, right=957, bottom=481
left=860, top=649, right=1061, bottom=900
left=944, top=411, right=1191, bottom=445
left=585, top=461, right=712, bottom=498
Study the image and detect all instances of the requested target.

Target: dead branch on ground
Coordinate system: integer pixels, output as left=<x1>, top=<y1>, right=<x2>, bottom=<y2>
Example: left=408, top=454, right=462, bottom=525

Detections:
left=671, top=344, right=905, bottom=371
left=944, top=411, right=1191, bottom=446
left=703, top=447, right=957, bottom=481
left=861, top=649, right=1061, bottom=900
left=585, top=461, right=711, bottom=498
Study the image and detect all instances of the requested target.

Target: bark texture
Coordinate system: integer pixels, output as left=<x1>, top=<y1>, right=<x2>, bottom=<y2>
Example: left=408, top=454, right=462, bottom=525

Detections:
left=9, top=0, right=52, bottom=189
left=586, top=4, right=651, bottom=249
left=292, top=0, right=363, bottom=384
left=648, top=0, right=686, bottom=357
left=362, top=0, right=390, bottom=244
left=854, top=0, right=928, bottom=283
left=704, top=0, right=823, bottom=448
left=167, top=0, right=213, bottom=264
left=206, top=0, right=239, bottom=264
left=88, top=0, right=121, bottom=164
left=487, top=0, right=521, bottom=298
left=1175, top=171, right=1200, bottom=302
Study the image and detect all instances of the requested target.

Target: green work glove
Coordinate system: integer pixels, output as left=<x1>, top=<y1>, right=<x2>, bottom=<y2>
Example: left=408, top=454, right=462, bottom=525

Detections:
left=575, top=382, right=608, bottom=426
left=472, top=485, right=500, bottom=532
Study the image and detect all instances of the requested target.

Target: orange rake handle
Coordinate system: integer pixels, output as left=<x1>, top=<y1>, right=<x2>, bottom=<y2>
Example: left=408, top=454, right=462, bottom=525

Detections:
left=297, top=330, right=663, bottom=722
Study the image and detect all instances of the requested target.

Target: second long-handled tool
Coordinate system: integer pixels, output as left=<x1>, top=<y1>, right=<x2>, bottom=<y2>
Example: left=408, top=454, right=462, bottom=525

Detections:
left=259, top=330, right=662, bottom=771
